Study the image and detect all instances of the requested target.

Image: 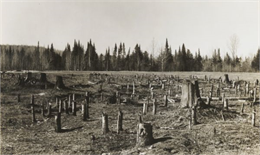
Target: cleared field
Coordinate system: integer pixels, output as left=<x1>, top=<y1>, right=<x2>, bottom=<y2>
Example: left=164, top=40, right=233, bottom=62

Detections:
left=1, top=71, right=259, bottom=154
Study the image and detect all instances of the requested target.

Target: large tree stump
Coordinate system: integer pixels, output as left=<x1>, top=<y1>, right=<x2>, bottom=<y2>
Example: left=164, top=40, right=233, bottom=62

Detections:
left=102, top=113, right=109, bottom=134
left=181, top=80, right=200, bottom=108
left=55, top=76, right=65, bottom=89
left=136, top=123, right=154, bottom=147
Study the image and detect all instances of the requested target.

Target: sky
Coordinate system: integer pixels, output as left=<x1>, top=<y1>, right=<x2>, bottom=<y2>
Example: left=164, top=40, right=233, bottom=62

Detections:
left=0, top=0, right=259, bottom=58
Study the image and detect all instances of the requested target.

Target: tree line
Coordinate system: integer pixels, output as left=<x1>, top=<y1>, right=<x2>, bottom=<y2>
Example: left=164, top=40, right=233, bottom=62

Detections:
left=1, top=39, right=259, bottom=72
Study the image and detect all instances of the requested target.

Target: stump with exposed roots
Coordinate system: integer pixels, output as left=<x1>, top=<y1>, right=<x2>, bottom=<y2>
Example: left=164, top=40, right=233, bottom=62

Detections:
left=136, top=123, right=154, bottom=147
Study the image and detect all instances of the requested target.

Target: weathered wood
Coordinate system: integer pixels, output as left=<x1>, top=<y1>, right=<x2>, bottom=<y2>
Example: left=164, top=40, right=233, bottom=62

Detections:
left=40, top=73, right=47, bottom=83
left=224, top=74, right=230, bottom=84
left=31, top=95, right=36, bottom=123
left=58, top=99, right=62, bottom=113
left=253, top=87, right=256, bottom=103
left=117, top=110, right=123, bottom=133
left=136, top=123, right=154, bottom=147
left=143, top=102, right=148, bottom=115
left=206, top=96, right=210, bottom=105
left=132, top=81, right=135, bottom=95
left=55, top=112, right=61, bottom=132
left=102, top=113, right=109, bottom=134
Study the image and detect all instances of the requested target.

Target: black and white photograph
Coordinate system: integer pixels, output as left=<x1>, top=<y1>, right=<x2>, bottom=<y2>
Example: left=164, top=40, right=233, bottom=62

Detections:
left=0, top=0, right=259, bottom=154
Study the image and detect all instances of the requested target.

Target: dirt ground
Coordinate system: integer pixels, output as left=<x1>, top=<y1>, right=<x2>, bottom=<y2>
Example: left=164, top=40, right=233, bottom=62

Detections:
left=1, top=71, right=260, bottom=154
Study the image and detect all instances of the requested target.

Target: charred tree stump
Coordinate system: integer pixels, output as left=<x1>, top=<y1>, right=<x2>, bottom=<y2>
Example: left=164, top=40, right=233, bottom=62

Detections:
left=117, top=110, right=123, bottom=133
left=224, top=74, right=230, bottom=84
left=136, top=123, right=154, bottom=147
left=55, top=76, right=65, bottom=89
left=31, top=95, right=36, bottom=123
left=102, top=113, right=109, bottom=134
left=152, top=99, right=157, bottom=115
left=55, top=112, right=61, bottom=132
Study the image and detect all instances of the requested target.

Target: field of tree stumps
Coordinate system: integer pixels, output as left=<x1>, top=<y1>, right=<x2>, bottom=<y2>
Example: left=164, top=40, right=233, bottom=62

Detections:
left=1, top=71, right=260, bottom=154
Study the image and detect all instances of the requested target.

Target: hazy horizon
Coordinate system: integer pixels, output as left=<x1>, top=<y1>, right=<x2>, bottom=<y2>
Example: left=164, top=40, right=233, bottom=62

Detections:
left=1, top=0, right=259, bottom=58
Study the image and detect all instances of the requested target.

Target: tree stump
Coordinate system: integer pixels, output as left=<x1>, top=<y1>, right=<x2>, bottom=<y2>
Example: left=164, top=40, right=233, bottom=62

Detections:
left=64, top=100, right=69, bottom=114
left=40, top=73, right=47, bottom=83
left=25, top=72, right=32, bottom=82
left=136, top=123, right=154, bottom=147
left=253, top=87, right=256, bottom=103
left=17, top=94, right=21, bottom=103
left=240, top=103, right=244, bottom=114
left=85, top=96, right=90, bottom=119
left=102, top=113, right=109, bottom=134
left=143, top=102, right=148, bottom=115
left=206, top=96, right=210, bottom=105
left=41, top=102, right=45, bottom=117
left=224, top=99, right=228, bottom=111
left=181, top=80, right=199, bottom=108
left=117, top=110, right=123, bottom=133
left=164, top=95, right=168, bottom=107
left=224, top=74, right=230, bottom=84
left=31, top=95, right=36, bottom=123
left=47, top=102, right=52, bottom=117
left=152, top=99, right=157, bottom=115
left=191, top=106, right=197, bottom=125
left=132, top=82, right=135, bottom=95
left=252, top=108, right=256, bottom=127
left=82, top=103, right=87, bottom=121
left=55, top=112, right=61, bottom=132
left=55, top=76, right=65, bottom=89
left=72, top=101, right=77, bottom=116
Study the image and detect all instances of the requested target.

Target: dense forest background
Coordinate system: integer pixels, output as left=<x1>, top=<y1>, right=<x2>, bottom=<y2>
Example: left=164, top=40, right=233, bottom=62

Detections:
left=1, top=39, right=259, bottom=72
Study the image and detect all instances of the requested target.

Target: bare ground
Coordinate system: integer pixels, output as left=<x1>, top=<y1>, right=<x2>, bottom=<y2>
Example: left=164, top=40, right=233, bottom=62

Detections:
left=1, top=71, right=260, bottom=154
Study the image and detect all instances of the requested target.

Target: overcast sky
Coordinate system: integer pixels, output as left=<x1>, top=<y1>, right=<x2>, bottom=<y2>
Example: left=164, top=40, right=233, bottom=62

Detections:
left=0, top=0, right=259, bottom=58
